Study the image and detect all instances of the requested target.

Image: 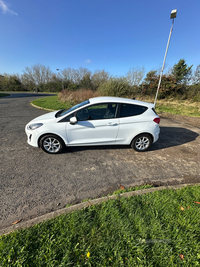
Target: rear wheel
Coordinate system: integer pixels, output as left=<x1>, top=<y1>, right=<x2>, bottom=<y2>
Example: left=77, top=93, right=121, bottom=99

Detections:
left=40, top=135, right=65, bottom=154
left=131, top=134, right=152, bottom=152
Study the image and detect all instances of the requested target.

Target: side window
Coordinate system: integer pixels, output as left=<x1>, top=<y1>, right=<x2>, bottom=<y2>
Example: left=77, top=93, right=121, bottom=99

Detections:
left=76, top=103, right=117, bottom=121
left=119, top=104, right=147, bottom=118
left=76, top=107, right=90, bottom=121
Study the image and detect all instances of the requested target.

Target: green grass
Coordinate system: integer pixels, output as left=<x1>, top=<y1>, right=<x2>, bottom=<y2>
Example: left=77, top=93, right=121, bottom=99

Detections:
left=156, top=103, right=200, bottom=117
left=0, top=93, right=10, bottom=97
left=1, top=185, right=200, bottom=266
left=32, top=96, right=71, bottom=110
left=109, top=184, right=153, bottom=195
left=77, top=184, right=154, bottom=205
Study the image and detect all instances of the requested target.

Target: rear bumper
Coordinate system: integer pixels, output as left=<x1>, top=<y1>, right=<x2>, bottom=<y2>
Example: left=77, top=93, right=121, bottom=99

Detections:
left=153, top=127, right=160, bottom=143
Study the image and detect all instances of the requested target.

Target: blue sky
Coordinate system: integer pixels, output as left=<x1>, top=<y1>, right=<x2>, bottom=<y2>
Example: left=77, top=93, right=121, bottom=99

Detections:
left=0, top=0, right=199, bottom=77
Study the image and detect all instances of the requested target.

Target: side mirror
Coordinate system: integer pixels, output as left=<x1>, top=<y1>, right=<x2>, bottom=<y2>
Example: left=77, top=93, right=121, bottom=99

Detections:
left=70, top=116, right=77, bottom=125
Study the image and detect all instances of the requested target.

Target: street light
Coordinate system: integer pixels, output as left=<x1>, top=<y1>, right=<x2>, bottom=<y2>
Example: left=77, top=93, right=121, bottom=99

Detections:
left=154, top=9, right=177, bottom=107
left=56, top=69, right=64, bottom=90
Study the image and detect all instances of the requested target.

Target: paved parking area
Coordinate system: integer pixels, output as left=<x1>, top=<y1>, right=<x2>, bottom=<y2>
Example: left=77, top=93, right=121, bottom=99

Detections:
left=0, top=93, right=199, bottom=229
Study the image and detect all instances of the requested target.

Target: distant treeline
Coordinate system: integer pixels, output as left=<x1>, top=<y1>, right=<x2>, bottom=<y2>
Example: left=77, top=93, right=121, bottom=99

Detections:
left=0, top=59, right=199, bottom=101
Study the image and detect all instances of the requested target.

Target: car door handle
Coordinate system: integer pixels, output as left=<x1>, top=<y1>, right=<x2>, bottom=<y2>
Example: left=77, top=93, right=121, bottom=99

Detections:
left=106, top=122, right=118, bottom=126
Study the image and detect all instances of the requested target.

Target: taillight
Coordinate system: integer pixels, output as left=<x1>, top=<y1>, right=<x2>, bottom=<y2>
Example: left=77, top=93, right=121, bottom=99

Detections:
left=153, top=117, right=160, bottom=124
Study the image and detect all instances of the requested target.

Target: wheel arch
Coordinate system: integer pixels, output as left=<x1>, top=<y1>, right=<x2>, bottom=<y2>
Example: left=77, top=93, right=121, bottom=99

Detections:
left=38, top=133, right=65, bottom=148
left=130, top=132, right=153, bottom=145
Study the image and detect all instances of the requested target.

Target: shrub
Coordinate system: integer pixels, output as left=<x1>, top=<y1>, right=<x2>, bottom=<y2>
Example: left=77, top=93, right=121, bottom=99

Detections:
left=187, top=84, right=200, bottom=102
left=58, top=88, right=100, bottom=104
left=98, top=77, right=132, bottom=98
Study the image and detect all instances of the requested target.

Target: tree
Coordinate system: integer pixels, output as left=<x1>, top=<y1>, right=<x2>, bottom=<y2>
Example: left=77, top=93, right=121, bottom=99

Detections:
left=8, top=74, right=24, bottom=91
left=91, top=70, right=110, bottom=90
left=78, top=67, right=92, bottom=84
left=80, top=73, right=92, bottom=89
left=192, top=64, right=200, bottom=85
left=61, top=67, right=92, bottom=89
left=0, top=74, right=24, bottom=91
left=22, top=64, right=53, bottom=91
left=171, top=59, right=193, bottom=84
left=126, top=67, right=145, bottom=87
left=61, top=68, right=79, bottom=85
left=142, top=70, right=181, bottom=97
left=0, top=75, right=7, bottom=91
left=143, top=70, right=158, bottom=96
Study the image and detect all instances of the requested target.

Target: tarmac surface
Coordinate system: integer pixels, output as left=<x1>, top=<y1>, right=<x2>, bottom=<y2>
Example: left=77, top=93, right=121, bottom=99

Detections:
left=0, top=92, right=200, bottom=230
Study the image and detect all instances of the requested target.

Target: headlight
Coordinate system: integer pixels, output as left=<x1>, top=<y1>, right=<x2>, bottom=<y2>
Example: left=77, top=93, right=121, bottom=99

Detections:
left=27, top=123, right=43, bottom=130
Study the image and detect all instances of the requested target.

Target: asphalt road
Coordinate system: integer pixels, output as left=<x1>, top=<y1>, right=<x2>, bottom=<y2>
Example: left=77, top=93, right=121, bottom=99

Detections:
left=0, top=92, right=200, bottom=229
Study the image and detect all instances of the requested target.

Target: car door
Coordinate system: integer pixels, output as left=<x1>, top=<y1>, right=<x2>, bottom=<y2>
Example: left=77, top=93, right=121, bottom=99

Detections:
left=66, top=103, right=119, bottom=145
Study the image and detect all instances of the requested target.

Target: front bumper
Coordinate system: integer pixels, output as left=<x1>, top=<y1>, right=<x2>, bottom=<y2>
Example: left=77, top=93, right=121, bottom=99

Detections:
left=25, top=127, right=40, bottom=147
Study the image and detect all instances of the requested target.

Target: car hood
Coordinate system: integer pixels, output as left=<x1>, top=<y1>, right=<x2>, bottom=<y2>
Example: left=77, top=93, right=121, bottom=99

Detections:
left=29, top=110, right=58, bottom=124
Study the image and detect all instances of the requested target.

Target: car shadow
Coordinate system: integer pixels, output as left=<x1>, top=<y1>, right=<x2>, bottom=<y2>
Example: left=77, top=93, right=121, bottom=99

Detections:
left=149, top=126, right=199, bottom=151
left=65, top=126, right=199, bottom=153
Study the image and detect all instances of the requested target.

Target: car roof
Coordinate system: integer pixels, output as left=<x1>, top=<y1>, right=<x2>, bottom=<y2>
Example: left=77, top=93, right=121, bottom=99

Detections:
left=89, top=96, right=154, bottom=107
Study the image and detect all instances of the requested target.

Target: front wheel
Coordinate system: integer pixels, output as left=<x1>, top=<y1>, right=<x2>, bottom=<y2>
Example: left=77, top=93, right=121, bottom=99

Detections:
left=131, top=134, right=152, bottom=152
left=40, top=135, right=65, bottom=154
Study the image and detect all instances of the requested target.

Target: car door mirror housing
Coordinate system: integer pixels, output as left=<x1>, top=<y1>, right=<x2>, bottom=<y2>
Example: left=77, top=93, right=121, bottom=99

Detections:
left=70, top=116, right=78, bottom=125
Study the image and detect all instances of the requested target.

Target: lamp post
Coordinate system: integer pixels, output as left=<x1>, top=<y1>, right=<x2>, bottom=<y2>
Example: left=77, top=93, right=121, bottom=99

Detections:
left=154, top=9, right=177, bottom=108
left=56, top=69, right=64, bottom=90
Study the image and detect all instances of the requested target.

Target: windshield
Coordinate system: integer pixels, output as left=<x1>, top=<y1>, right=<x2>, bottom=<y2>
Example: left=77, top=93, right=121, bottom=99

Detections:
left=56, top=100, right=90, bottom=117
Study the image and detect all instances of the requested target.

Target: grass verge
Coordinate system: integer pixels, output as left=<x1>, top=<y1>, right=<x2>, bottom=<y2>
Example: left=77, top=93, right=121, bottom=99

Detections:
left=1, top=185, right=200, bottom=266
left=156, top=101, right=200, bottom=117
left=32, top=96, right=71, bottom=110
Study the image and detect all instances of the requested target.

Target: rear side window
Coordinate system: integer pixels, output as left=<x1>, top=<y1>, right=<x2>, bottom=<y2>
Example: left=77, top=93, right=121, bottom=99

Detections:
left=119, top=104, right=148, bottom=117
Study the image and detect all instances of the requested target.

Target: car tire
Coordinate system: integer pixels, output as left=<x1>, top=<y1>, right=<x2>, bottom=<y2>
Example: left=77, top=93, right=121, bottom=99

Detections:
left=131, top=134, right=152, bottom=152
left=40, top=134, right=65, bottom=154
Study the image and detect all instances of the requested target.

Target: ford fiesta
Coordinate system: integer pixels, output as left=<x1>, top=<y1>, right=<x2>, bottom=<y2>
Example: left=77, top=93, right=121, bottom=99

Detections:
left=25, top=96, right=160, bottom=154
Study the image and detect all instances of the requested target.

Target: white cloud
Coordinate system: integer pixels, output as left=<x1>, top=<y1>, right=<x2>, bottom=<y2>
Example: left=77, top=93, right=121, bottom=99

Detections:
left=86, top=59, right=92, bottom=64
left=0, top=0, right=18, bottom=15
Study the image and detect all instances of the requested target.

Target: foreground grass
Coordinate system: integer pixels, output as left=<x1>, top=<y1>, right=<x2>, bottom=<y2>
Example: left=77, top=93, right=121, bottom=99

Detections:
left=32, top=95, right=200, bottom=117
left=79, top=184, right=154, bottom=206
left=1, top=185, right=200, bottom=266
left=0, top=93, right=10, bottom=97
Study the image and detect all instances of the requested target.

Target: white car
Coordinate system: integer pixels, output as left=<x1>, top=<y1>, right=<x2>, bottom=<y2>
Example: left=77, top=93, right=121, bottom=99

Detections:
left=25, top=96, right=160, bottom=154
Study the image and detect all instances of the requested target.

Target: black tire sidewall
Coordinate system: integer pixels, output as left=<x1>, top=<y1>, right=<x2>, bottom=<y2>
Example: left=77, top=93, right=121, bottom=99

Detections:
left=131, top=134, right=152, bottom=152
left=40, top=135, right=64, bottom=154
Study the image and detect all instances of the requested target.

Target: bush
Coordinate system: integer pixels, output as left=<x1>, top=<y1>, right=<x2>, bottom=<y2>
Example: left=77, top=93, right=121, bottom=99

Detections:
left=58, top=88, right=100, bottom=104
left=98, top=77, right=132, bottom=98
left=187, top=84, right=200, bottom=102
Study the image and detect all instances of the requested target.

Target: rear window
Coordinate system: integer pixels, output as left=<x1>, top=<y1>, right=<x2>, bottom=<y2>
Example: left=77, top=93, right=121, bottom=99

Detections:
left=119, top=103, right=148, bottom=117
